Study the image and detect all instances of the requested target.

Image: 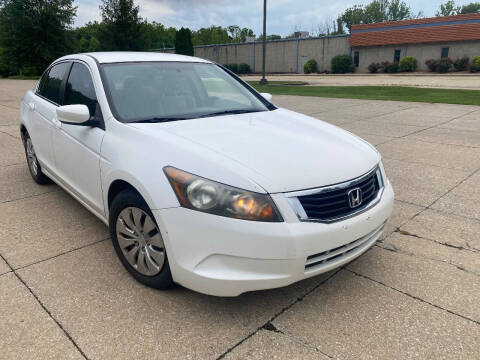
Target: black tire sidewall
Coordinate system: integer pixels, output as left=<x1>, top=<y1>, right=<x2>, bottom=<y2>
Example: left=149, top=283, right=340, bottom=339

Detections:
left=109, top=189, right=173, bottom=289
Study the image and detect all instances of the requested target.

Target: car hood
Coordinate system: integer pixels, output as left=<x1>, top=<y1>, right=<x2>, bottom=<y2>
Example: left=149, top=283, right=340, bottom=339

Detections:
left=128, top=108, right=380, bottom=193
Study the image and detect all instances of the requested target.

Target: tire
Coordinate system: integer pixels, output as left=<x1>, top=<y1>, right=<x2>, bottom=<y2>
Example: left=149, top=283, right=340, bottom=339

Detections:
left=109, top=189, right=173, bottom=290
left=23, top=132, right=50, bottom=184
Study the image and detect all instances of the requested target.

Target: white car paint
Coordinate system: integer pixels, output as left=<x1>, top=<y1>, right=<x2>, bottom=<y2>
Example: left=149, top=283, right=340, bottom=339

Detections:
left=21, top=52, right=394, bottom=296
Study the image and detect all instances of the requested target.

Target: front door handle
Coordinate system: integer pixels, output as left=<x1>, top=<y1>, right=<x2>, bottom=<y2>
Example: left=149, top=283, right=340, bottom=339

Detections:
left=28, top=102, right=35, bottom=111
left=52, top=117, right=62, bottom=129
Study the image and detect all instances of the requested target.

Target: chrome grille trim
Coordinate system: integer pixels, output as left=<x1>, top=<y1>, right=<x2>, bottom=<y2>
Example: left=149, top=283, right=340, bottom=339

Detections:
left=286, top=165, right=384, bottom=223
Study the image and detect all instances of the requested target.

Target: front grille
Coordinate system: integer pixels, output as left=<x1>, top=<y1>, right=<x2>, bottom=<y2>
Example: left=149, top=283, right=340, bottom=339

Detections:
left=296, top=167, right=382, bottom=222
left=305, top=222, right=385, bottom=271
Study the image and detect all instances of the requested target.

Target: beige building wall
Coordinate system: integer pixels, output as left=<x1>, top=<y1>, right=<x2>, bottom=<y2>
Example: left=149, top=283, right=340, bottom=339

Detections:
left=188, top=35, right=351, bottom=73
left=159, top=38, right=480, bottom=73
left=352, top=40, right=480, bottom=72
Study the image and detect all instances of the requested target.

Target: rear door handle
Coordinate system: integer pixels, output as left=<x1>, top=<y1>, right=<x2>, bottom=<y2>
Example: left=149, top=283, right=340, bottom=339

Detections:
left=28, top=102, right=35, bottom=111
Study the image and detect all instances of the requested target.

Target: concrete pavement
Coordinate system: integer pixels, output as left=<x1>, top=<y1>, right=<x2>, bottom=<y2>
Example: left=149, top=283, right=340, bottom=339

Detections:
left=243, top=73, right=480, bottom=90
left=1, top=79, right=479, bottom=359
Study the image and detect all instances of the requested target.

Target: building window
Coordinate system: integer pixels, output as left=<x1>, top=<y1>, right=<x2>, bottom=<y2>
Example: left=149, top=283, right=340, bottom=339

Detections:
left=441, top=47, right=449, bottom=58
left=354, top=51, right=359, bottom=67
left=394, top=49, right=401, bottom=63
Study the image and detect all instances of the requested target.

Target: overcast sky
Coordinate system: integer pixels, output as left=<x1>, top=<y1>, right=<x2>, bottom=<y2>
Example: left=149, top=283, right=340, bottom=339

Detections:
left=75, top=0, right=475, bottom=36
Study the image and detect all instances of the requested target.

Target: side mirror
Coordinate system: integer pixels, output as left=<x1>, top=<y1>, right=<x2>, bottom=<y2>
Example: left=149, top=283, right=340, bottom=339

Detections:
left=260, top=92, right=273, bottom=102
left=56, top=105, right=90, bottom=125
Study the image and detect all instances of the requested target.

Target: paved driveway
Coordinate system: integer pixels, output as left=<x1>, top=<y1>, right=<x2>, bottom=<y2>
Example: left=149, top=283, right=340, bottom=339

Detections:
left=1, top=79, right=479, bottom=359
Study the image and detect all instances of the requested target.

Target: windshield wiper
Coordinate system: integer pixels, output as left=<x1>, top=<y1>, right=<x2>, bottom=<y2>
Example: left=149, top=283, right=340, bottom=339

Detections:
left=197, top=109, right=264, bottom=118
left=129, top=117, right=189, bottom=124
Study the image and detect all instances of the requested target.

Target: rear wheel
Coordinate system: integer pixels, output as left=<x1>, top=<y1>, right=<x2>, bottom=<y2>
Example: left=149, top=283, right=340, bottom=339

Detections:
left=23, top=132, right=50, bottom=184
left=109, top=189, right=173, bottom=289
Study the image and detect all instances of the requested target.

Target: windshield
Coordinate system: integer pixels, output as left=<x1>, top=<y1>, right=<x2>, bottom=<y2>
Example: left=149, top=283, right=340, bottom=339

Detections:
left=100, top=61, right=272, bottom=123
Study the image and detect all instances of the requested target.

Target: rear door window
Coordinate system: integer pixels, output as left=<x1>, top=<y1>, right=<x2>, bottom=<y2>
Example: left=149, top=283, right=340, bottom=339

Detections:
left=38, top=62, right=70, bottom=105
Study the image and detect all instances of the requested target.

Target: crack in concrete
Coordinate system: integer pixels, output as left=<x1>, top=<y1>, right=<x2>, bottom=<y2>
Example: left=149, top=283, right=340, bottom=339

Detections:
left=394, top=228, right=479, bottom=253
left=0, top=129, right=20, bottom=139
left=216, top=268, right=341, bottom=360
left=408, top=137, right=480, bottom=150
left=0, top=252, right=90, bottom=360
left=347, top=269, right=480, bottom=326
left=388, top=163, right=480, bottom=255
left=0, top=103, right=19, bottom=110
left=0, top=162, right=26, bottom=168
left=352, top=107, right=480, bottom=149
left=0, top=270, right=13, bottom=278
left=0, top=188, right=59, bottom=205
left=395, top=199, right=480, bottom=229
left=261, top=322, right=336, bottom=359
left=13, top=237, right=110, bottom=272
left=382, top=155, right=472, bottom=172
left=375, top=242, right=480, bottom=277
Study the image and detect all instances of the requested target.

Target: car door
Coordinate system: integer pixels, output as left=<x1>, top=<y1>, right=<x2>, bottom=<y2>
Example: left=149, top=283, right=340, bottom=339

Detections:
left=51, top=61, right=106, bottom=216
left=29, top=62, right=70, bottom=172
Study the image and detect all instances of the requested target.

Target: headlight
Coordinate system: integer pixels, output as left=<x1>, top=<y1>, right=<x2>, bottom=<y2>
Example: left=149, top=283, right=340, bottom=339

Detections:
left=164, top=166, right=283, bottom=222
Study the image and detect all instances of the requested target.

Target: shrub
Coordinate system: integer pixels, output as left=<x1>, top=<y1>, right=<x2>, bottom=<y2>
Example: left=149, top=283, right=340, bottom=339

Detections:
left=223, top=64, right=239, bottom=73
left=238, top=63, right=251, bottom=74
left=399, top=56, right=417, bottom=72
left=437, top=58, right=453, bottom=73
left=471, top=56, right=480, bottom=73
left=453, top=57, right=469, bottom=72
left=381, top=61, right=399, bottom=73
left=368, top=62, right=382, bottom=73
left=303, top=59, right=318, bottom=74
left=331, top=55, right=354, bottom=74
left=425, top=59, right=438, bottom=72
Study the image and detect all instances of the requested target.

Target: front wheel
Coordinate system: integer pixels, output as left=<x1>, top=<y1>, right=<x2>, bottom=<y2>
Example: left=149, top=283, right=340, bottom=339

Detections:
left=23, top=132, right=50, bottom=184
left=109, top=189, right=173, bottom=289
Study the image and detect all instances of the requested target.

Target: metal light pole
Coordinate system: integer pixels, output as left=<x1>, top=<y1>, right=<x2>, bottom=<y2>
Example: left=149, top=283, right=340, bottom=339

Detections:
left=259, top=0, right=268, bottom=85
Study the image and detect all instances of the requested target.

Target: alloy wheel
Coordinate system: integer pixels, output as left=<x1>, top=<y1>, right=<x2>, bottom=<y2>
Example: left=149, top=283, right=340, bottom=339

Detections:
left=115, top=207, right=165, bottom=276
left=26, top=138, right=38, bottom=176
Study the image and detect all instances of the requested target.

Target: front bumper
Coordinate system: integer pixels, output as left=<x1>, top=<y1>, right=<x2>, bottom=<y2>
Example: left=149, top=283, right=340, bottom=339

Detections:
left=153, top=181, right=394, bottom=296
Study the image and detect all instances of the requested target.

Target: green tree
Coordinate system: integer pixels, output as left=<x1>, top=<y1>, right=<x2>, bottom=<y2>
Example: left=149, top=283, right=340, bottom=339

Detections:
left=459, top=2, right=480, bottom=13
left=339, top=5, right=367, bottom=32
left=458, top=2, right=480, bottom=14
left=143, top=22, right=176, bottom=49
left=227, top=25, right=254, bottom=42
left=175, top=27, right=194, bottom=56
left=436, top=1, right=479, bottom=16
left=338, top=0, right=413, bottom=32
left=387, top=0, right=412, bottom=20
left=331, top=19, right=346, bottom=35
left=99, top=0, right=146, bottom=51
left=73, top=21, right=104, bottom=52
left=363, top=0, right=387, bottom=23
left=192, top=26, right=230, bottom=45
left=436, top=0, right=459, bottom=16
left=0, top=0, right=76, bottom=75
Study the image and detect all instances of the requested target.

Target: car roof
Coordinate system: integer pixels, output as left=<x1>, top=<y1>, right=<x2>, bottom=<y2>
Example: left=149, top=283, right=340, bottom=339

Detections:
left=59, top=52, right=212, bottom=64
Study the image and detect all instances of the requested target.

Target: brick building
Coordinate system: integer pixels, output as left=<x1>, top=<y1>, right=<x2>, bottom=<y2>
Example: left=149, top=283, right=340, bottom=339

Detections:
left=350, top=13, right=480, bottom=72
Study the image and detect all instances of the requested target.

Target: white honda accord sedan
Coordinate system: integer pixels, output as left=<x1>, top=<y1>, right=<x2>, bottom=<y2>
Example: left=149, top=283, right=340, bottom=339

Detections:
left=20, top=52, right=393, bottom=296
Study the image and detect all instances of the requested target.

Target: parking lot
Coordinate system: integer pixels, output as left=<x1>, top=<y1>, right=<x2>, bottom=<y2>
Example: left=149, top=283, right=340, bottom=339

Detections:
left=1, top=78, right=479, bottom=359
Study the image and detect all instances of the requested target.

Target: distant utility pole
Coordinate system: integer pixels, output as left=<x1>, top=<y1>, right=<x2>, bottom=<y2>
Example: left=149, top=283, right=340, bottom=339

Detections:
left=259, top=0, right=268, bottom=85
